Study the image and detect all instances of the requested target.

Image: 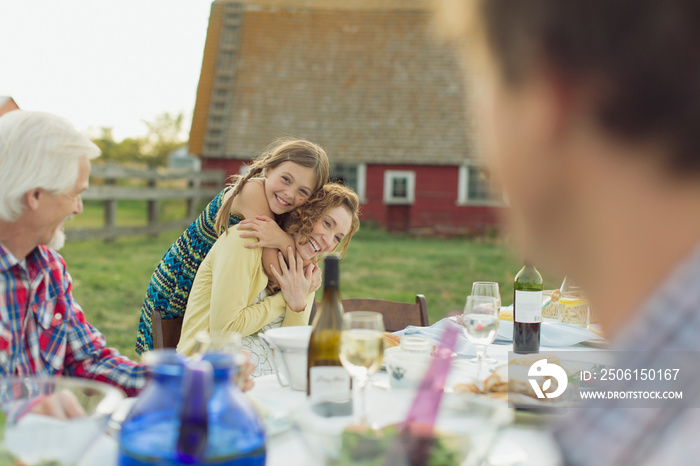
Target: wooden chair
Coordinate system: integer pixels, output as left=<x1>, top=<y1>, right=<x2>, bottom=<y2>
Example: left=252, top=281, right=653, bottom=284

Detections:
left=152, top=309, right=184, bottom=350
left=152, top=294, right=429, bottom=348
left=309, top=295, right=429, bottom=332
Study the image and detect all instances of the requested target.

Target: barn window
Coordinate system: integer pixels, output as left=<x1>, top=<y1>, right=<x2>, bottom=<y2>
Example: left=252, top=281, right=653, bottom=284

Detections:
left=331, top=163, right=366, bottom=202
left=457, top=164, right=503, bottom=206
left=383, top=170, right=416, bottom=205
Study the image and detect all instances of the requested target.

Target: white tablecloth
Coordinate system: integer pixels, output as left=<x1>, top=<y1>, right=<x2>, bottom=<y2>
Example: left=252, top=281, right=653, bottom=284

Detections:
left=88, top=340, right=588, bottom=465
left=253, top=341, right=574, bottom=466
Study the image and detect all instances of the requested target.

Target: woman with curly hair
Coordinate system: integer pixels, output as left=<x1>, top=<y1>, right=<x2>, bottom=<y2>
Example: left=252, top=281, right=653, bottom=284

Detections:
left=176, top=184, right=360, bottom=376
left=135, top=138, right=329, bottom=355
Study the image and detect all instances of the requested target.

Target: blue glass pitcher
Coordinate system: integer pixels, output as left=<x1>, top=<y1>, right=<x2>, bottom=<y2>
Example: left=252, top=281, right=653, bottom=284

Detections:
left=118, top=350, right=266, bottom=465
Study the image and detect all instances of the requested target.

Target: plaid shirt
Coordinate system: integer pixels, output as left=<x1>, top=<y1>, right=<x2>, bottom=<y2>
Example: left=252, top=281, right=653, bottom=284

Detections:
left=0, top=242, right=146, bottom=397
left=553, top=243, right=700, bottom=465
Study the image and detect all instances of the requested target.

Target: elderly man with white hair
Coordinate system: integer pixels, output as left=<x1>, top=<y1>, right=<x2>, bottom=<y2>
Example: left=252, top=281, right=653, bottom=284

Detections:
left=0, top=110, right=147, bottom=399
left=0, top=111, right=255, bottom=410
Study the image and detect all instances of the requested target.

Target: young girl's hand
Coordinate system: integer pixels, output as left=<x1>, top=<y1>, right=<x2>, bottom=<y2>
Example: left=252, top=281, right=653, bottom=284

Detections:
left=237, top=216, right=291, bottom=250
left=270, top=247, right=312, bottom=313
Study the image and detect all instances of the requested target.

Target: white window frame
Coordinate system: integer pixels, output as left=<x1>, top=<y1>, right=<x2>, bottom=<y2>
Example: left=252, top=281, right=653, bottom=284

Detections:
left=383, top=170, right=416, bottom=205
left=457, top=164, right=505, bottom=207
left=330, top=163, right=367, bottom=203
left=356, top=163, right=367, bottom=204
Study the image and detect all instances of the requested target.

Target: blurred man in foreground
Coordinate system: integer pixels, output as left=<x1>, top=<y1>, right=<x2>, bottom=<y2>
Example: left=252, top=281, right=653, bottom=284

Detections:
left=438, top=0, right=700, bottom=464
left=0, top=110, right=253, bottom=410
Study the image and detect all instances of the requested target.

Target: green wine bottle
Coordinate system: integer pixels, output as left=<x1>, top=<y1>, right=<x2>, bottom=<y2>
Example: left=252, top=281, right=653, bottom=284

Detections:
left=513, top=261, right=544, bottom=354
left=306, top=254, right=353, bottom=417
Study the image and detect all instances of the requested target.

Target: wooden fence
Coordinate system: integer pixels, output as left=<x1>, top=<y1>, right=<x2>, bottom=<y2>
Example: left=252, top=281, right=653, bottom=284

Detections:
left=66, top=164, right=226, bottom=242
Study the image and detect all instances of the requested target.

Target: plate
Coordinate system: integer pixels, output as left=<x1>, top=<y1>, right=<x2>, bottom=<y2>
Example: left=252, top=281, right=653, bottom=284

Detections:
left=264, top=414, right=293, bottom=437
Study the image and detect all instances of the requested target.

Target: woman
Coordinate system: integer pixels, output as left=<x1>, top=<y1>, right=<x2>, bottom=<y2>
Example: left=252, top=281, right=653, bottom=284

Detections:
left=177, top=184, right=360, bottom=376
left=134, top=138, right=329, bottom=355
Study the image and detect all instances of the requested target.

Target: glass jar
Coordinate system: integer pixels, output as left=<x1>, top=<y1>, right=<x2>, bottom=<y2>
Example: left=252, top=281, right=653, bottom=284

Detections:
left=119, top=350, right=265, bottom=465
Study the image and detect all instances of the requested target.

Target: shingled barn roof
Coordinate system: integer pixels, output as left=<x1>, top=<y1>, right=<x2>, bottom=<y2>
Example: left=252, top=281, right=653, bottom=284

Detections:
left=190, top=0, right=476, bottom=165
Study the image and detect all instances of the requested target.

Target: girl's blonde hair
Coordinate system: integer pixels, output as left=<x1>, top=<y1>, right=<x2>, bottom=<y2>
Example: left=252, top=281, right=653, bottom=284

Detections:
left=215, top=137, right=330, bottom=235
left=284, top=183, right=361, bottom=257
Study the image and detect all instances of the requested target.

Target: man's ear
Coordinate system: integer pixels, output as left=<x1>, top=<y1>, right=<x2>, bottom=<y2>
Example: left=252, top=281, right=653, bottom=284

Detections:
left=24, top=189, right=41, bottom=211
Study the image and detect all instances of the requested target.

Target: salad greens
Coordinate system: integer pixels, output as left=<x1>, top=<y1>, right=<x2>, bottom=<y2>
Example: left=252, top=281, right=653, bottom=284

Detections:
left=335, top=424, right=461, bottom=466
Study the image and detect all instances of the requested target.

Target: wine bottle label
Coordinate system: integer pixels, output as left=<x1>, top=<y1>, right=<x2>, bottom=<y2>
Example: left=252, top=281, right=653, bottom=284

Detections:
left=309, top=366, right=351, bottom=403
left=514, top=290, right=543, bottom=323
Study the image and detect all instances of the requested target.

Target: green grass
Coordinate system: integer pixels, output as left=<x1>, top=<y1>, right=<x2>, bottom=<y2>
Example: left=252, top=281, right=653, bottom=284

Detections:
left=61, top=202, right=558, bottom=360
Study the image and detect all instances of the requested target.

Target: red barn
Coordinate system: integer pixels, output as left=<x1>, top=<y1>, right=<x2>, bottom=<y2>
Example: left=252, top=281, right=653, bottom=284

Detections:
left=189, top=0, right=504, bottom=234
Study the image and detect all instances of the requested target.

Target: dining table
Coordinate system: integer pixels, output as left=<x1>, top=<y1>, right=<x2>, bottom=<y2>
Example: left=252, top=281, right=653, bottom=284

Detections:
left=81, top=316, right=603, bottom=466
left=254, top=339, right=573, bottom=466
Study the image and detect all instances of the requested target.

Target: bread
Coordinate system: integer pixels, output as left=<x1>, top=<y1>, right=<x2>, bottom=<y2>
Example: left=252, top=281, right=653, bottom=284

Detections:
left=542, top=290, right=559, bottom=319
left=453, top=354, right=569, bottom=402
left=558, top=297, right=589, bottom=327
left=453, top=382, right=482, bottom=394
left=484, top=365, right=510, bottom=393
left=383, top=333, right=400, bottom=348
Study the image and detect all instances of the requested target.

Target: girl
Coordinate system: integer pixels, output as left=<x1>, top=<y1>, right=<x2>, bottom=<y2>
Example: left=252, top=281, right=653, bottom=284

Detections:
left=135, top=138, right=329, bottom=354
left=177, top=184, right=361, bottom=376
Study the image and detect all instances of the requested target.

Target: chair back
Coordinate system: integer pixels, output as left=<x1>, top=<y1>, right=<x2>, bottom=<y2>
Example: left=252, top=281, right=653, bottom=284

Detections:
left=153, top=295, right=428, bottom=349
left=152, top=308, right=184, bottom=350
left=309, top=295, right=428, bottom=332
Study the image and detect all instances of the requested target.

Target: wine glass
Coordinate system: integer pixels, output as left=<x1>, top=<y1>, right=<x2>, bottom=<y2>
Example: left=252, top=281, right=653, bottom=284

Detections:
left=471, top=281, right=502, bottom=310
left=462, top=295, right=499, bottom=377
left=339, top=312, right=385, bottom=425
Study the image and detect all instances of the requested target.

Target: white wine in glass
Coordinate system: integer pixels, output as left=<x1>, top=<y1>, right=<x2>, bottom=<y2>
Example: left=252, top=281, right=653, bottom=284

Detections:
left=462, top=314, right=499, bottom=346
left=340, top=329, right=384, bottom=379
left=339, top=312, right=385, bottom=425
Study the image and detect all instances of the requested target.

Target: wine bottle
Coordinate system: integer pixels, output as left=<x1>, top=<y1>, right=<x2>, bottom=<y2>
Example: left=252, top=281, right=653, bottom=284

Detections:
left=306, top=254, right=353, bottom=417
left=513, top=261, right=543, bottom=354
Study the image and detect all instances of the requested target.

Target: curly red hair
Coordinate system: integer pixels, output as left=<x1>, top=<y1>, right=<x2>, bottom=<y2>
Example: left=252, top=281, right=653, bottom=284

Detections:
left=284, top=183, right=361, bottom=257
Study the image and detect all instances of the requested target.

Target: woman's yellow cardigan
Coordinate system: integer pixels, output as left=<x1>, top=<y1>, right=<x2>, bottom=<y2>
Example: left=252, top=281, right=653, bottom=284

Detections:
left=177, top=231, right=314, bottom=355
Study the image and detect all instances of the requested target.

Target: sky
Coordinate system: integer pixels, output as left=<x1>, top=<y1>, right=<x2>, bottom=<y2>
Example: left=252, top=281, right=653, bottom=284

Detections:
left=0, top=0, right=214, bottom=140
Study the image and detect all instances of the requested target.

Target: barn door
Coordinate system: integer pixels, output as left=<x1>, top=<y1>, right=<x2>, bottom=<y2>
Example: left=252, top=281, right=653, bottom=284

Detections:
left=387, top=205, right=410, bottom=232
left=383, top=170, right=416, bottom=233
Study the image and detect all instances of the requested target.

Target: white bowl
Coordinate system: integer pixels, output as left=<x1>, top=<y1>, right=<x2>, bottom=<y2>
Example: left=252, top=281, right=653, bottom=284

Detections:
left=292, top=390, right=513, bottom=466
left=260, top=326, right=312, bottom=391
left=0, top=377, right=125, bottom=465
left=385, top=350, right=432, bottom=390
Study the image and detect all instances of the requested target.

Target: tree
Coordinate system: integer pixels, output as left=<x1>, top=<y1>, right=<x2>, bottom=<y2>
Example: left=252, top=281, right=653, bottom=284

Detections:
left=92, top=127, right=144, bottom=164
left=91, top=112, right=187, bottom=167
left=141, top=112, right=187, bottom=167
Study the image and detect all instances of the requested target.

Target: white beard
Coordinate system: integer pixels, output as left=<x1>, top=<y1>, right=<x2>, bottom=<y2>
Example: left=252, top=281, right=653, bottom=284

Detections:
left=47, top=228, right=66, bottom=251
